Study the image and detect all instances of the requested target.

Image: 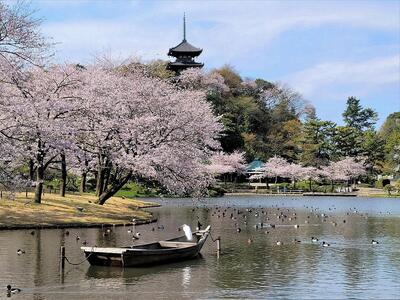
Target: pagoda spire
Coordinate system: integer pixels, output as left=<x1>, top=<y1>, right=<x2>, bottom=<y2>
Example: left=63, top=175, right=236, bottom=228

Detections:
left=167, top=13, right=203, bottom=74
left=183, top=13, right=186, bottom=41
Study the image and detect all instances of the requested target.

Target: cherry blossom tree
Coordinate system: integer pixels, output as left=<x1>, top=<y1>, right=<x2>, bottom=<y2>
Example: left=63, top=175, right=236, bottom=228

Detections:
left=0, top=1, right=50, bottom=67
left=205, top=151, right=246, bottom=175
left=178, top=68, right=229, bottom=94
left=72, top=64, right=231, bottom=204
left=0, top=64, right=83, bottom=203
left=321, top=157, right=366, bottom=191
left=0, top=137, right=30, bottom=195
left=285, top=163, right=304, bottom=189
left=299, top=166, right=321, bottom=191
left=261, top=156, right=290, bottom=183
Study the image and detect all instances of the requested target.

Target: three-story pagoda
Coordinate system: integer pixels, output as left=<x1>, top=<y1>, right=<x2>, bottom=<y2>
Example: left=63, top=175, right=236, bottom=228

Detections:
left=167, top=14, right=204, bottom=74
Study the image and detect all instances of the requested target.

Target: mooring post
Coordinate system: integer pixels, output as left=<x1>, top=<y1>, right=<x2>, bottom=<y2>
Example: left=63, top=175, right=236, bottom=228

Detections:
left=132, top=219, right=136, bottom=234
left=216, top=236, right=221, bottom=257
left=60, top=246, right=65, bottom=270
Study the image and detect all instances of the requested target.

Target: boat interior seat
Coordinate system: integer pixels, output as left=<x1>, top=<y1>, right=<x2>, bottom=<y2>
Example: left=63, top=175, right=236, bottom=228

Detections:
left=159, top=241, right=197, bottom=248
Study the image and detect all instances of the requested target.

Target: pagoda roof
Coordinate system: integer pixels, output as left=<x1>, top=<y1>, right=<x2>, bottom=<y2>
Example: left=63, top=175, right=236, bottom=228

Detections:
left=168, top=40, right=203, bottom=56
left=167, top=61, right=204, bottom=71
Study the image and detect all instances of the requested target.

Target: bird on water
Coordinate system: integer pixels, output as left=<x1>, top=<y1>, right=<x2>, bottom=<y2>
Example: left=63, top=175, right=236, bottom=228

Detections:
left=7, top=285, right=21, bottom=294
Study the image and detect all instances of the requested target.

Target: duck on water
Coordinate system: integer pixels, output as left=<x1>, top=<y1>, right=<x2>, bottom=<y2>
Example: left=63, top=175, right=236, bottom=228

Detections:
left=7, top=285, right=21, bottom=295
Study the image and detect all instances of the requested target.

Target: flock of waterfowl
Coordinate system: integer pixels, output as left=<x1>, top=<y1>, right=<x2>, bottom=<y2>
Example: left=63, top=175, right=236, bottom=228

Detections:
left=15, top=202, right=383, bottom=259
left=185, top=203, right=383, bottom=248
left=10, top=200, right=386, bottom=295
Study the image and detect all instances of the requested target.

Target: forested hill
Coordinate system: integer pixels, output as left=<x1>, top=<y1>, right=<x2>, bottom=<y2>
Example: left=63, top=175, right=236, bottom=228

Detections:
left=147, top=60, right=399, bottom=177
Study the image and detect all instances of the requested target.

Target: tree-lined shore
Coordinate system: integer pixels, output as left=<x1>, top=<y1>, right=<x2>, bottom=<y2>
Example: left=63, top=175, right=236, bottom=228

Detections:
left=0, top=1, right=398, bottom=209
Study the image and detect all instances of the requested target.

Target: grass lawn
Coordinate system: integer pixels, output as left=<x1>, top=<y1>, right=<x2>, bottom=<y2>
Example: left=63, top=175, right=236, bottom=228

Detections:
left=114, top=182, right=160, bottom=198
left=0, top=192, right=158, bottom=228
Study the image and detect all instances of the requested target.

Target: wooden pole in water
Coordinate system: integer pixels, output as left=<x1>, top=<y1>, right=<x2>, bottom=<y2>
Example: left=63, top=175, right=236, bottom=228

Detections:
left=60, top=246, right=65, bottom=270
left=216, top=237, right=221, bottom=257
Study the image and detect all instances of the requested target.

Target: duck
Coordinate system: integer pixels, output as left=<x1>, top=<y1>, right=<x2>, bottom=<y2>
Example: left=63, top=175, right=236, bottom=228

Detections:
left=236, top=228, right=241, bottom=233
left=322, top=241, right=330, bottom=247
left=132, top=232, right=141, bottom=239
left=311, top=237, right=319, bottom=242
left=247, top=238, right=253, bottom=244
left=276, top=241, right=283, bottom=246
left=76, top=235, right=80, bottom=241
left=294, top=224, right=299, bottom=229
left=30, top=231, right=35, bottom=235
left=16, top=249, right=25, bottom=255
left=7, top=285, right=21, bottom=294
left=371, top=240, right=379, bottom=245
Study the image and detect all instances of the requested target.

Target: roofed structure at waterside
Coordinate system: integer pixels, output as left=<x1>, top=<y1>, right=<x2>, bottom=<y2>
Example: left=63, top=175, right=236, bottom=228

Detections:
left=167, top=14, right=204, bottom=74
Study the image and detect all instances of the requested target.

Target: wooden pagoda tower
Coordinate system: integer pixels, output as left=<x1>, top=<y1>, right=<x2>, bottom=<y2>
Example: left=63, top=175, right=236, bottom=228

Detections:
left=167, top=14, right=204, bottom=74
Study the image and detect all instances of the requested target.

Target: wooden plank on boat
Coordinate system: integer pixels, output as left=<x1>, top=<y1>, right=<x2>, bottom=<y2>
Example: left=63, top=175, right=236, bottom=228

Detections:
left=81, top=247, right=126, bottom=254
left=159, top=241, right=197, bottom=248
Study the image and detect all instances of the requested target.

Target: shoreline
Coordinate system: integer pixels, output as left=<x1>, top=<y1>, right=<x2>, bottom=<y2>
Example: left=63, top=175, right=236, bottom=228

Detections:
left=225, top=192, right=399, bottom=198
left=0, top=192, right=161, bottom=231
left=0, top=217, right=157, bottom=231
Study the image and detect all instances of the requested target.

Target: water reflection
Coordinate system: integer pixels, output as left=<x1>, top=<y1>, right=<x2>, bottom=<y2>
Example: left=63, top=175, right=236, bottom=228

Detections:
left=1, top=196, right=400, bottom=299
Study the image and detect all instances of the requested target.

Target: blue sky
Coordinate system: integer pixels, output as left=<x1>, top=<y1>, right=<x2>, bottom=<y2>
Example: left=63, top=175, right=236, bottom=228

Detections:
left=31, top=0, right=399, bottom=128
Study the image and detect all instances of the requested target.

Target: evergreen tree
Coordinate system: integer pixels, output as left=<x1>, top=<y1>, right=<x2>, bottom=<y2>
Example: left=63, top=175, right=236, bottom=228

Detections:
left=342, top=97, right=378, bottom=131
left=300, top=119, right=336, bottom=167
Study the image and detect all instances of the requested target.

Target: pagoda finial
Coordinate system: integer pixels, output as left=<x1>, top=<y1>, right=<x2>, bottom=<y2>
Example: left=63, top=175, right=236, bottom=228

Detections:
left=183, top=12, right=186, bottom=41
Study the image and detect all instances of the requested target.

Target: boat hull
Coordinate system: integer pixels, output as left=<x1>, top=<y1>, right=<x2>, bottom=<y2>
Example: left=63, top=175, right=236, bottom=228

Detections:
left=82, top=226, right=210, bottom=267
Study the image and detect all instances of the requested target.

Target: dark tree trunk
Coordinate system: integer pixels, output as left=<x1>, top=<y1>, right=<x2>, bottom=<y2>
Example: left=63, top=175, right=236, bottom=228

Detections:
left=60, top=153, right=67, bottom=197
left=34, top=165, right=44, bottom=204
left=331, top=180, right=334, bottom=192
left=103, top=165, right=111, bottom=193
left=80, top=172, right=87, bottom=194
left=96, top=165, right=105, bottom=197
left=309, top=179, right=312, bottom=192
left=29, top=159, right=35, bottom=181
left=96, top=172, right=132, bottom=205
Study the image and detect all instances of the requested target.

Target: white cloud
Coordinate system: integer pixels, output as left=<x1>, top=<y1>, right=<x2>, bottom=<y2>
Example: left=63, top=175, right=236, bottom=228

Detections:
left=39, top=0, right=399, bottom=65
left=286, top=55, right=400, bottom=97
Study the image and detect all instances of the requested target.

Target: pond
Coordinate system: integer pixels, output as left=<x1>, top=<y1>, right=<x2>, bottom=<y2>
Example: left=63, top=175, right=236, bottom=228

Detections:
left=1, top=195, right=400, bottom=299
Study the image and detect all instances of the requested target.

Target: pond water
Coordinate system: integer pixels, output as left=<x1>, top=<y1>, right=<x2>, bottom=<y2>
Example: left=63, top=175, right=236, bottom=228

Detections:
left=1, top=195, right=400, bottom=299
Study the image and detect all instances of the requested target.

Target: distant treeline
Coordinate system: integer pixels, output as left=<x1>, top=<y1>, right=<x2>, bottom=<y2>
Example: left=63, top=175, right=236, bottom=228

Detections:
left=147, top=60, right=399, bottom=180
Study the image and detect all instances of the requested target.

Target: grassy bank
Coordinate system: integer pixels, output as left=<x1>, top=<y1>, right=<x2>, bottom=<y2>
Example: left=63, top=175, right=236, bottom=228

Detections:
left=0, top=192, right=159, bottom=229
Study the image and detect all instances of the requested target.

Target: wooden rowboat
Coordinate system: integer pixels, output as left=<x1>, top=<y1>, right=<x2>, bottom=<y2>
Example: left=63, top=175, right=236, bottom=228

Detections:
left=81, top=225, right=211, bottom=267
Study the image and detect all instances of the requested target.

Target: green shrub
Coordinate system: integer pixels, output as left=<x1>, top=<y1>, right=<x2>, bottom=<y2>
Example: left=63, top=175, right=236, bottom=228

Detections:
left=375, top=179, right=383, bottom=189
left=394, top=180, right=400, bottom=193
left=383, top=184, right=395, bottom=195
